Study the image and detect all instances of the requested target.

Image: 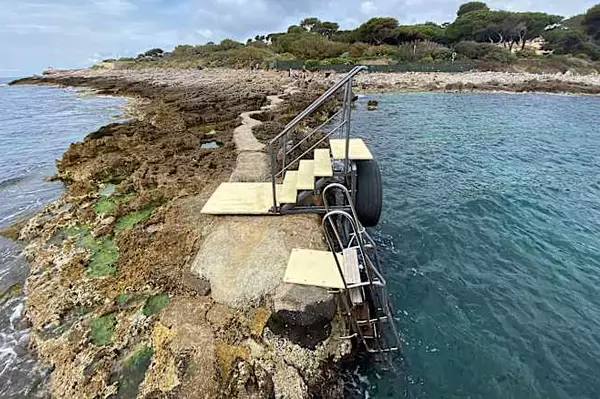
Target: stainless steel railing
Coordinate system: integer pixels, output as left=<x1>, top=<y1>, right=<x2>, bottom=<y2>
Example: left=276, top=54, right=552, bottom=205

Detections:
left=268, top=65, right=368, bottom=212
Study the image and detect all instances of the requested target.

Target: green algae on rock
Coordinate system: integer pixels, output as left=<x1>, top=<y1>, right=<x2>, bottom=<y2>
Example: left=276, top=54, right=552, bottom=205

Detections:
left=87, top=237, right=118, bottom=277
left=115, top=207, right=156, bottom=232
left=94, top=193, right=136, bottom=215
left=143, top=294, right=170, bottom=316
left=91, top=313, right=117, bottom=345
left=112, top=344, right=154, bottom=398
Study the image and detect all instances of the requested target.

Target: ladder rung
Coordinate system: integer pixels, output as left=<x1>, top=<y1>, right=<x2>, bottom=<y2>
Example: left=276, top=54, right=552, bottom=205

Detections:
left=356, top=316, right=389, bottom=325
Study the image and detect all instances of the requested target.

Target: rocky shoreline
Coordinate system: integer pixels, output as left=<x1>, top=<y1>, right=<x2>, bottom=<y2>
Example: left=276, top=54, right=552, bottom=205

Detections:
left=349, top=70, right=600, bottom=95
left=8, top=68, right=354, bottom=398
left=7, top=65, right=600, bottom=398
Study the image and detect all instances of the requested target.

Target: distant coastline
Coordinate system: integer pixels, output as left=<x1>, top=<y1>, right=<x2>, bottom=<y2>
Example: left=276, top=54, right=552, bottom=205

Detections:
left=11, top=66, right=600, bottom=96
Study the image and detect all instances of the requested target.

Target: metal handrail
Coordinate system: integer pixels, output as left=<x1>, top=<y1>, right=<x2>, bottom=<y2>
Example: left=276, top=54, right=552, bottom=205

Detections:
left=269, top=65, right=367, bottom=212
left=269, top=65, right=366, bottom=147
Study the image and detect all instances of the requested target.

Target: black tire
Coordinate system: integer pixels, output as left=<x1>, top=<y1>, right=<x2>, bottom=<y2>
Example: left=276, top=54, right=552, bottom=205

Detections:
left=355, top=160, right=382, bottom=227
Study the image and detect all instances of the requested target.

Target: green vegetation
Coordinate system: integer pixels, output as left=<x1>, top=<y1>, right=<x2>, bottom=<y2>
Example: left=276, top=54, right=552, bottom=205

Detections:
left=61, top=225, right=119, bottom=277
left=115, top=206, right=156, bottom=232
left=94, top=193, right=136, bottom=215
left=142, top=294, right=170, bottom=316
left=87, top=237, right=118, bottom=277
left=107, top=2, right=600, bottom=72
left=113, top=345, right=153, bottom=398
left=91, top=313, right=117, bottom=345
left=116, top=293, right=132, bottom=306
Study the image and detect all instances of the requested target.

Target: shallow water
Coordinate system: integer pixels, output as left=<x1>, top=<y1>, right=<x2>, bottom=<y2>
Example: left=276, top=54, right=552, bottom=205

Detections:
left=0, top=78, right=125, bottom=396
left=350, top=92, right=600, bottom=399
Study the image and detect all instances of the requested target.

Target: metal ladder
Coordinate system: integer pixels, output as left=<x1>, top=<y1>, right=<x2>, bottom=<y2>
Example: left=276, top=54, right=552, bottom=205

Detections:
left=268, top=66, right=368, bottom=214
left=322, top=183, right=401, bottom=354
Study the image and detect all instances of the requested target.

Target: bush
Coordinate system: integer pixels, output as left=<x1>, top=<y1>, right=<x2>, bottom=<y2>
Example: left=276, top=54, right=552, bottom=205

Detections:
left=396, top=41, right=453, bottom=61
left=516, top=48, right=538, bottom=58
left=364, top=44, right=398, bottom=58
left=348, top=42, right=370, bottom=58
left=320, top=58, right=353, bottom=65
left=455, top=41, right=513, bottom=63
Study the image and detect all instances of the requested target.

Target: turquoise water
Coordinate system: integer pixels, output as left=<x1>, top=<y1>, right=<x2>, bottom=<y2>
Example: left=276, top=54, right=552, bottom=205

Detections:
left=0, top=78, right=125, bottom=396
left=352, top=93, right=600, bottom=399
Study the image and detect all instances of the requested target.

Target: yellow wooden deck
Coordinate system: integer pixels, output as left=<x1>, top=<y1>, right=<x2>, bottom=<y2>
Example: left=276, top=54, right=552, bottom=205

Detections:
left=330, top=138, right=373, bottom=160
left=200, top=182, right=279, bottom=215
left=313, top=148, right=333, bottom=177
left=279, top=171, right=298, bottom=204
left=283, top=249, right=345, bottom=289
left=296, top=160, right=315, bottom=190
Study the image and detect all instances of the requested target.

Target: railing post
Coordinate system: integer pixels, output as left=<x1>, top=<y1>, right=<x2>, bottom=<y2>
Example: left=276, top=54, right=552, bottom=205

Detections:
left=343, top=79, right=353, bottom=176
left=270, top=142, right=278, bottom=213
left=281, top=132, right=287, bottom=172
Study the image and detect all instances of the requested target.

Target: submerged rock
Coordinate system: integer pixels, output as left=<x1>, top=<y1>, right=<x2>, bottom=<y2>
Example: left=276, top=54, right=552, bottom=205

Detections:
left=367, top=100, right=379, bottom=111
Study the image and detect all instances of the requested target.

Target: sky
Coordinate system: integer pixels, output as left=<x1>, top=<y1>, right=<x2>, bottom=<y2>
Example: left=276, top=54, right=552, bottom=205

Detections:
left=0, top=0, right=597, bottom=77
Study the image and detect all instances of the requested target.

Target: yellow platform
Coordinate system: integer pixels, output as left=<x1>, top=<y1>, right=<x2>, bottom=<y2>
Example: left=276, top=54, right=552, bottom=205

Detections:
left=314, top=148, right=334, bottom=177
left=296, top=160, right=315, bottom=190
left=283, top=249, right=345, bottom=289
left=330, top=138, right=373, bottom=160
left=200, top=182, right=279, bottom=215
left=279, top=171, right=298, bottom=204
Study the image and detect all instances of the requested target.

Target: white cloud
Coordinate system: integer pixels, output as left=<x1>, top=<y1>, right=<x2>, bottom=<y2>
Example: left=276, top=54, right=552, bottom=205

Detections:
left=360, top=1, right=377, bottom=15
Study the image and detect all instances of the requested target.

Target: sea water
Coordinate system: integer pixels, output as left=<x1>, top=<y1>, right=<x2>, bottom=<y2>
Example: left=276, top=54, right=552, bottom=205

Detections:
left=351, top=92, right=600, bottom=399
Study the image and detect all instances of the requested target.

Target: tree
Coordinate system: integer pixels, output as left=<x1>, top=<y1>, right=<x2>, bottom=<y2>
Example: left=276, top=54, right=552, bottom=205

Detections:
left=300, top=17, right=320, bottom=31
left=583, top=4, right=600, bottom=41
left=219, top=39, right=243, bottom=50
left=313, top=21, right=340, bottom=39
left=144, top=48, right=164, bottom=57
left=457, top=2, right=489, bottom=17
left=287, top=25, right=306, bottom=34
left=357, top=17, right=399, bottom=44
left=543, top=27, right=600, bottom=59
left=519, top=12, right=564, bottom=49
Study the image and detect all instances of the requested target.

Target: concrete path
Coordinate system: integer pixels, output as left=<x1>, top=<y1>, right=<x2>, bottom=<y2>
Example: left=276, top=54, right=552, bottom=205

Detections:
left=230, top=84, right=297, bottom=183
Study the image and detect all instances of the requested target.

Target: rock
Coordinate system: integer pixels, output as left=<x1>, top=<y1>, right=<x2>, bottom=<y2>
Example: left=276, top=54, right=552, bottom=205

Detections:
left=191, top=215, right=325, bottom=309
left=100, top=216, right=115, bottom=226
left=367, top=100, right=378, bottom=111
left=182, top=270, right=211, bottom=296
left=273, top=284, right=336, bottom=327
left=272, top=365, right=308, bottom=399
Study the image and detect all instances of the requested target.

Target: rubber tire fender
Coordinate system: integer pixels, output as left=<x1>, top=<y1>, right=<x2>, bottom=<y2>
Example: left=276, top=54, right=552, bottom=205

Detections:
left=355, top=160, right=383, bottom=227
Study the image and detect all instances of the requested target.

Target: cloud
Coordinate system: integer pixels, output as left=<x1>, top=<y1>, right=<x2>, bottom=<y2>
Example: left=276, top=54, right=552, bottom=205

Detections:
left=0, top=0, right=597, bottom=76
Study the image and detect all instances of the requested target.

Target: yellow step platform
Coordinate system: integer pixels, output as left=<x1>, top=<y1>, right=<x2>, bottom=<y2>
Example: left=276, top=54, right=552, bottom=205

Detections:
left=296, top=160, right=315, bottom=190
left=329, top=138, right=373, bottom=160
left=314, top=148, right=333, bottom=177
left=200, top=182, right=279, bottom=215
left=283, top=249, right=345, bottom=289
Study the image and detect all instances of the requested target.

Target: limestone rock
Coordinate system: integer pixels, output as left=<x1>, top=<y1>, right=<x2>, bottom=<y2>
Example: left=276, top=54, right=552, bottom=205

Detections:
left=273, top=284, right=336, bottom=327
left=272, top=365, right=308, bottom=399
left=191, top=215, right=325, bottom=309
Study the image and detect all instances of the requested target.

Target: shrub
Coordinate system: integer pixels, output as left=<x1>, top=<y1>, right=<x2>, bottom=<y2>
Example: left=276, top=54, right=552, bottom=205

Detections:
left=516, top=48, right=538, bottom=58
left=364, top=44, right=398, bottom=58
left=455, top=41, right=513, bottom=63
left=348, top=42, right=370, bottom=58
left=396, top=41, right=453, bottom=61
